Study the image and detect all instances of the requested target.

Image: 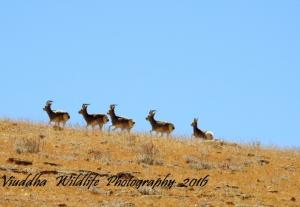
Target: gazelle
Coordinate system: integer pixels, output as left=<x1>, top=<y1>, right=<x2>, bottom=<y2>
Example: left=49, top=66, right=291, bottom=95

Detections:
left=79, top=104, right=109, bottom=131
left=107, top=104, right=135, bottom=132
left=146, top=110, right=175, bottom=137
left=191, top=118, right=214, bottom=140
left=43, top=100, right=70, bottom=128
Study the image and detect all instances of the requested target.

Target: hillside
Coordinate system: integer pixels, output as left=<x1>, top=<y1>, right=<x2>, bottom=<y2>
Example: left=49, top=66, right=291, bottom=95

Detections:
left=0, top=119, right=299, bottom=207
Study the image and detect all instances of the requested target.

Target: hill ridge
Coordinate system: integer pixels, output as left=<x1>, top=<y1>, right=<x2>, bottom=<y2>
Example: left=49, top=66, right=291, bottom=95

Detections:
left=0, top=119, right=299, bottom=206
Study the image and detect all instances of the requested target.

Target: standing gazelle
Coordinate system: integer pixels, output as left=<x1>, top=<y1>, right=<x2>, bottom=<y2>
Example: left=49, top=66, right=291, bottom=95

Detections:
left=146, top=110, right=175, bottom=137
left=43, top=100, right=70, bottom=128
left=107, top=104, right=135, bottom=132
left=191, top=118, right=214, bottom=140
left=79, top=104, right=109, bottom=131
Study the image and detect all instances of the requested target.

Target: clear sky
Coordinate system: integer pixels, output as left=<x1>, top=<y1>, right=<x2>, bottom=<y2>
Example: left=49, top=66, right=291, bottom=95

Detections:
left=0, top=1, right=299, bottom=147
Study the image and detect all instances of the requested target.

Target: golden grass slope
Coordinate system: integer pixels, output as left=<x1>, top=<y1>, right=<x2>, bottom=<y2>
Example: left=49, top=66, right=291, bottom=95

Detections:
left=0, top=119, right=299, bottom=207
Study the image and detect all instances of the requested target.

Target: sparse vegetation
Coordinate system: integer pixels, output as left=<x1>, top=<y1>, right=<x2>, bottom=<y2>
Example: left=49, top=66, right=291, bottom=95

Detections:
left=0, top=119, right=299, bottom=206
left=184, top=156, right=215, bottom=170
left=88, top=149, right=112, bottom=165
left=99, top=200, right=136, bottom=207
left=138, top=186, right=157, bottom=195
left=14, top=137, right=41, bottom=154
left=136, top=142, right=163, bottom=165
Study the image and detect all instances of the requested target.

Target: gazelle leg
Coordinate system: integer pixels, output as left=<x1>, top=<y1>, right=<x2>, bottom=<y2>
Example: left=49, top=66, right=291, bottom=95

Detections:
left=149, top=130, right=153, bottom=135
left=84, top=125, right=89, bottom=135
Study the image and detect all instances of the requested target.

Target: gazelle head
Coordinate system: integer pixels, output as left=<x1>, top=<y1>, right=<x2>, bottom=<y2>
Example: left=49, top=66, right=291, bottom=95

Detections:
left=78, top=104, right=89, bottom=114
left=43, top=100, right=53, bottom=111
left=103, top=115, right=109, bottom=123
left=107, top=104, right=117, bottom=116
left=146, top=110, right=156, bottom=121
left=191, top=118, right=198, bottom=127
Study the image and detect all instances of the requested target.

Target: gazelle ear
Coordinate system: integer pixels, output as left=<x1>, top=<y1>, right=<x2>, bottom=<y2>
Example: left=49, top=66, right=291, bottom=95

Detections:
left=149, top=110, right=155, bottom=114
left=46, top=100, right=53, bottom=105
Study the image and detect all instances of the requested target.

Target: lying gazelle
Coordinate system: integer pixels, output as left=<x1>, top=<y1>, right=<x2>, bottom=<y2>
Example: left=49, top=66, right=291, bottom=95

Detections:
left=43, top=100, right=70, bottom=128
left=191, top=118, right=214, bottom=140
left=79, top=104, right=109, bottom=131
left=107, top=104, right=135, bottom=132
left=146, top=110, right=175, bottom=137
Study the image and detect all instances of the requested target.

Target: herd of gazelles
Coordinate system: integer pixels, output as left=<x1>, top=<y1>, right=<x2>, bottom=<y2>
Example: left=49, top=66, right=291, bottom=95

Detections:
left=43, top=100, right=214, bottom=140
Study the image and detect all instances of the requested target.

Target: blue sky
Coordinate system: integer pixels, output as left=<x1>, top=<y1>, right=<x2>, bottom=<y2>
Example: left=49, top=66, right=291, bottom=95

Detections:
left=0, top=1, right=299, bottom=147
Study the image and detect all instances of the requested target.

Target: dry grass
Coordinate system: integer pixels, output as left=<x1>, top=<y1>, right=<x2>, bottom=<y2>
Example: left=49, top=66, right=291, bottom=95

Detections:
left=136, top=142, right=163, bottom=166
left=0, top=119, right=299, bottom=207
left=14, top=137, right=42, bottom=154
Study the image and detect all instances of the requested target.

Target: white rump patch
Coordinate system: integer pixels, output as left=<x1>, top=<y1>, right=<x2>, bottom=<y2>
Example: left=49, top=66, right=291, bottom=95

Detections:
left=53, top=110, right=66, bottom=113
left=205, top=131, right=214, bottom=138
left=205, top=131, right=214, bottom=136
